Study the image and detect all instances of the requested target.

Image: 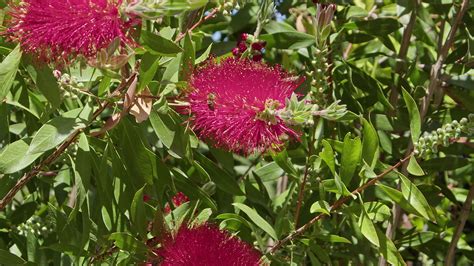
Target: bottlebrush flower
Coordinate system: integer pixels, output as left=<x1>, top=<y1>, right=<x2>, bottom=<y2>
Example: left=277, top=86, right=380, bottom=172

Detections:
left=188, top=58, right=304, bottom=154
left=164, top=192, right=190, bottom=214
left=158, top=224, right=263, bottom=266
left=5, top=0, right=134, bottom=62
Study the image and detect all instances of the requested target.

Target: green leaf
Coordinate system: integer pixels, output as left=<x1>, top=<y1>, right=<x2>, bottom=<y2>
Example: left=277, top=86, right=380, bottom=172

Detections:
left=233, top=203, right=277, bottom=240
left=0, top=45, right=21, bottom=101
left=402, top=88, right=421, bottom=143
left=172, top=168, right=217, bottom=211
left=179, top=33, right=195, bottom=81
left=28, top=108, right=89, bottom=154
left=196, top=43, right=213, bottom=64
left=339, top=133, right=362, bottom=185
left=272, top=150, right=298, bottom=177
left=316, top=234, right=352, bottom=244
left=359, top=208, right=405, bottom=265
left=361, top=118, right=379, bottom=167
left=193, top=152, right=243, bottom=196
left=355, top=18, right=402, bottom=36
left=109, top=232, right=148, bottom=254
left=260, top=32, right=315, bottom=49
left=138, top=53, right=161, bottom=91
left=141, top=31, right=183, bottom=56
left=407, top=156, right=425, bottom=176
left=34, top=66, right=62, bottom=108
left=131, top=186, right=148, bottom=239
left=376, top=183, right=422, bottom=216
left=359, top=207, right=379, bottom=246
left=0, top=139, right=36, bottom=174
left=319, top=140, right=336, bottom=175
left=399, top=174, right=436, bottom=221
left=310, top=200, right=331, bottom=215
left=0, top=250, right=26, bottom=265
left=191, top=208, right=212, bottom=227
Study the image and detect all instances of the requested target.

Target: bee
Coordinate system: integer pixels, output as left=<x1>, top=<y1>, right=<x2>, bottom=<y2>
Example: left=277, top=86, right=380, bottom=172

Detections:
left=207, top=93, right=216, bottom=111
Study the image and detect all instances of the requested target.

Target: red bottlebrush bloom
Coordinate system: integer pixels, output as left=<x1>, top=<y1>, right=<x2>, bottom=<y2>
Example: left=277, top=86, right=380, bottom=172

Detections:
left=251, top=42, right=264, bottom=51
left=164, top=192, right=190, bottom=214
left=188, top=58, right=303, bottom=154
left=238, top=41, right=248, bottom=52
left=172, top=192, right=189, bottom=207
left=5, top=0, right=134, bottom=62
left=143, top=194, right=151, bottom=202
left=232, top=47, right=240, bottom=57
left=252, top=54, right=263, bottom=62
left=158, top=224, right=263, bottom=266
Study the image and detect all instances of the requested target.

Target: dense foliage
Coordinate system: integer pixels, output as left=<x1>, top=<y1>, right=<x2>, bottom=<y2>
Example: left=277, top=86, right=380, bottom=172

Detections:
left=0, top=0, right=473, bottom=265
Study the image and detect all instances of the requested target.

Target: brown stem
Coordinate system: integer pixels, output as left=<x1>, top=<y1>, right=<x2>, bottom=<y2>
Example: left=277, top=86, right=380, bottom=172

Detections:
left=294, top=133, right=315, bottom=226
left=420, top=0, right=470, bottom=119
left=175, top=8, right=219, bottom=42
left=388, top=0, right=420, bottom=113
left=268, top=153, right=413, bottom=254
left=381, top=2, right=470, bottom=264
left=0, top=74, right=137, bottom=211
left=445, top=184, right=474, bottom=265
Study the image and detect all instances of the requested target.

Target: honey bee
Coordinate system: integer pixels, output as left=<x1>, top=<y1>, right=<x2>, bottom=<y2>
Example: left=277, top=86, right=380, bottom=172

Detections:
left=207, top=93, right=216, bottom=111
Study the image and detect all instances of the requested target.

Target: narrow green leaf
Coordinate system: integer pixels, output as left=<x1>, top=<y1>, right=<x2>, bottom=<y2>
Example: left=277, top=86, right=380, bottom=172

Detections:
left=0, top=138, right=38, bottom=174
left=361, top=118, right=379, bottom=167
left=196, top=43, right=213, bottom=64
left=194, top=152, right=243, bottom=196
left=359, top=209, right=405, bottom=265
left=260, top=32, right=315, bottom=49
left=131, top=186, right=148, bottom=239
left=359, top=208, right=379, bottom=246
left=0, top=45, right=21, bottom=101
left=310, top=200, right=331, bottom=215
left=355, top=18, right=402, bottom=36
left=319, top=140, right=335, bottom=175
left=272, top=150, right=298, bottom=177
left=340, top=134, right=362, bottom=185
left=109, top=232, right=148, bottom=254
left=376, top=183, right=422, bottom=216
left=28, top=108, right=89, bottom=154
left=233, top=203, right=277, bottom=240
left=138, top=53, right=161, bottom=91
left=0, top=249, right=26, bottom=265
left=407, top=156, right=425, bottom=176
left=34, top=66, right=62, bottom=108
left=179, top=33, right=195, bottom=81
left=141, top=31, right=183, bottom=56
left=402, top=88, right=421, bottom=143
left=399, top=174, right=436, bottom=221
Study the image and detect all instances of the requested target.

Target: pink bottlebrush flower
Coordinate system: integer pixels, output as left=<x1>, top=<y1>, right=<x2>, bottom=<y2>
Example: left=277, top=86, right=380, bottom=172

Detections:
left=158, top=224, right=263, bottom=266
left=164, top=192, right=190, bottom=214
left=188, top=58, right=303, bottom=154
left=5, top=0, right=135, bottom=62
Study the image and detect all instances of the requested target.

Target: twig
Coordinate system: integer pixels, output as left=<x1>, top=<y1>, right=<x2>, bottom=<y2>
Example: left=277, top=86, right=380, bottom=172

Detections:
left=445, top=184, right=474, bottom=265
left=294, top=132, right=315, bottom=226
left=0, top=74, right=137, bottom=211
left=388, top=0, right=420, bottom=113
left=420, top=0, right=470, bottom=119
left=381, top=2, right=470, bottom=264
left=268, top=153, right=413, bottom=254
left=175, top=8, right=219, bottom=42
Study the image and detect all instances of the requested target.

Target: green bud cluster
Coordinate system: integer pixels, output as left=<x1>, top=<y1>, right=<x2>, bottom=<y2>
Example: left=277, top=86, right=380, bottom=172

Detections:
left=276, top=94, right=347, bottom=126
left=12, top=216, right=53, bottom=238
left=414, top=115, right=473, bottom=158
left=54, top=71, right=85, bottom=100
left=309, top=4, right=336, bottom=104
left=218, top=0, right=246, bottom=14
left=309, top=47, right=331, bottom=104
